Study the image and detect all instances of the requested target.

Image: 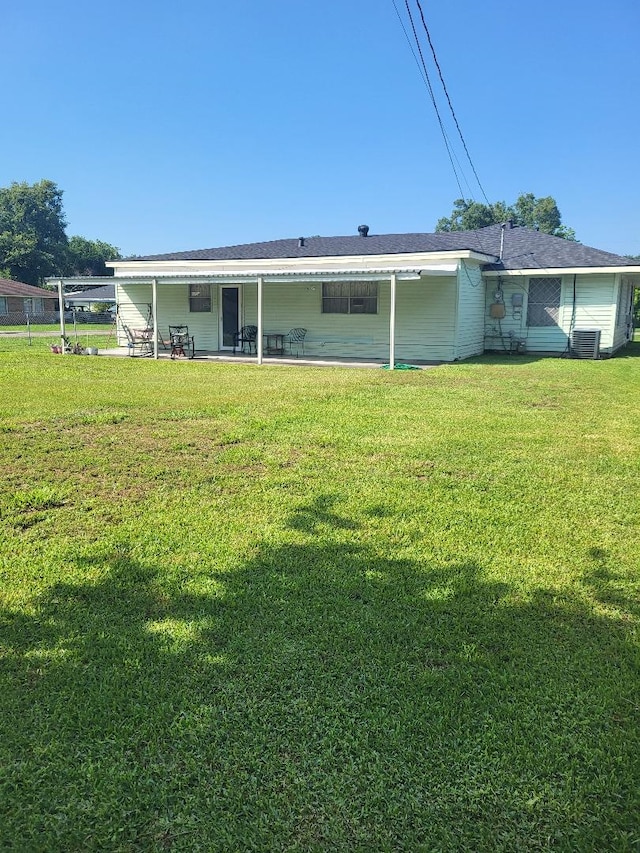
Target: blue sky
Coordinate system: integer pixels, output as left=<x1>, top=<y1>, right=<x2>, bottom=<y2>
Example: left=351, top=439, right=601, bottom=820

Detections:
left=3, top=0, right=639, bottom=256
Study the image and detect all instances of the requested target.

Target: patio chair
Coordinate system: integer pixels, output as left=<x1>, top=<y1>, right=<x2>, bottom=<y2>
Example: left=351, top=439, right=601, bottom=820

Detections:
left=123, top=324, right=153, bottom=357
left=169, top=325, right=195, bottom=359
left=284, top=327, right=307, bottom=357
left=232, top=325, right=257, bottom=354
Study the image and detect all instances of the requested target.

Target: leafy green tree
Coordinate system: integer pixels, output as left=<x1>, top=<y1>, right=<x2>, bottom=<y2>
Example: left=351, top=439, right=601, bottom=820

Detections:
left=66, top=236, right=120, bottom=277
left=511, top=193, right=576, bottom=240
left=435, top=199, right=509, bottom=232
left=0, top=180, right=69, bottom=285
left=436, top=193, right=576, bottom=240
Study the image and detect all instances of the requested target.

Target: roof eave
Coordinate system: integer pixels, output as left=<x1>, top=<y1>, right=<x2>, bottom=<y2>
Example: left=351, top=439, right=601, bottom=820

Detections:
left=483, top=265, right=640, bottom=276
left=108, top=248, right=496, bottom=273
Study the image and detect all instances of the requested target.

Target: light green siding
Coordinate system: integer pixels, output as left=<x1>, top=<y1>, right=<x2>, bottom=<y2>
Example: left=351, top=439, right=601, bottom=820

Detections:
left=117, top=282, right=221, bottom=350
left=395, top=278, right=457, bottom=362
left=115, top=283, right=152, bottom=345
left=571, top=276, right=616, bottom=351
left=484, top=273, right=619, bottom=354
left=117, top=275, right=467, bottom=362
left=455, top=261, right=485, bottom=360
left=612, top=277, right=634, bottom=352
left=241, top=278, right=458, bottom=361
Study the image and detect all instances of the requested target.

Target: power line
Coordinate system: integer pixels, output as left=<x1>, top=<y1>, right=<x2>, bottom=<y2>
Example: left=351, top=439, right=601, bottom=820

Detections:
left=412, top=0, right=491, bottom=205
left=391, top=0, right=466, bottom=201
left=390, top=0, right=475, bottom=200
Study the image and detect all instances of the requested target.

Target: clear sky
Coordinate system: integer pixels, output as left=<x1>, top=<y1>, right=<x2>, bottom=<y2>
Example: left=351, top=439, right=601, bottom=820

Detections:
left=3, top=0, right=639, bottom=257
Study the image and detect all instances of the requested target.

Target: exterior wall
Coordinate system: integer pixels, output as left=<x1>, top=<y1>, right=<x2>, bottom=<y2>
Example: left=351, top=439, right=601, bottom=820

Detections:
left=612, top=276, right=634, bottom=353
left=454, top=261, right=485, bottom=360
left=115, top=283, right=152, bottom=345
left=116, top=282, right=221, bottom=350
left=116, top=277, right=459, bottom=361
left=240, top=278, right=457, bottom=361
left=1, top=296, right=54, bottom=313
left=395, top=278, right=457, bottom=362
left=571, top=275, right=616, bottom=351
left=7, top=297, right=27, bottom=312
left=484, top=273, right=618, bottom=354
left=0, top=295, right=56, bottom=324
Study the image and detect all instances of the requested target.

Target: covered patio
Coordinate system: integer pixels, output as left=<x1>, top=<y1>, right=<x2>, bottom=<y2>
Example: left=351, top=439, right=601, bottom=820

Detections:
left=51, top=263, right=461, bottom=369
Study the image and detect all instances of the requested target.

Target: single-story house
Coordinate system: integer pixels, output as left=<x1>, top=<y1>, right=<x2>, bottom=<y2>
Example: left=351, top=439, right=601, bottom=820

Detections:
left=0, top=279, right=58, bottom=324
left=65, top=283, right=115, bottom=312
left=49, top=223, right=640, bottom=364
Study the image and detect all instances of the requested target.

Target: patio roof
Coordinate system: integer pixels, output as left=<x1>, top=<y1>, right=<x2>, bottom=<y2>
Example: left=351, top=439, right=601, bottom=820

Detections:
left=47, top=265, right=455, bottom=288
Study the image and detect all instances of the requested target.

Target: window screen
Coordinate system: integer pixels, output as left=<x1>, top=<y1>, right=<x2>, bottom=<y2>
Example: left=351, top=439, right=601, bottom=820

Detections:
left=527, top=277, right=561, bottom=327
left=189, top=283, right=211, bottom=312
left=322, top=281, right=377, bottom=314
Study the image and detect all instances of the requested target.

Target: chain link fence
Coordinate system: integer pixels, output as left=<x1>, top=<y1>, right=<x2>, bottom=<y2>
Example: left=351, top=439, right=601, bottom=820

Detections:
left=0, top=311, right=114, bottom=326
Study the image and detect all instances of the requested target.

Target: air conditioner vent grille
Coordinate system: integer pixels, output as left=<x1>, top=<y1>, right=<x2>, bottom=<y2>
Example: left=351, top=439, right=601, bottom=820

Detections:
left=571, top=328, right=601, bottom=359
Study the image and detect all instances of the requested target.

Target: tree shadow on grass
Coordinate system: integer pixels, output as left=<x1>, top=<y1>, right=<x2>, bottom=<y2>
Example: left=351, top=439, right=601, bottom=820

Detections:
left=0, top=501, right=639, bottom=852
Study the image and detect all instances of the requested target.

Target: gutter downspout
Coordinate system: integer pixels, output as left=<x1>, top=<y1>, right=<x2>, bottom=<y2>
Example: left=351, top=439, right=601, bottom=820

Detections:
left=57, top=279, right=66, bottom=354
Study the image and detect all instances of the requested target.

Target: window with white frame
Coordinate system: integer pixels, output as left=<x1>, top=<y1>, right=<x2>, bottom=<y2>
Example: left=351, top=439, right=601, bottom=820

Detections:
left=0, top=297, right=6, bottom=314
left=189, top=283, right=211, bottom=312
left=322, top=281, right=378, bottom=314
left=527, top=277, right=561, bottom=327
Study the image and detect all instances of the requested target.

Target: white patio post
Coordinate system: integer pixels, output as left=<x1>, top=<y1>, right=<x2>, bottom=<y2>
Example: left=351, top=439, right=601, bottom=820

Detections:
left=57, top=278, right=66, bottom=354
left=151, top=278, right=158, bottom=359
left=257, top=275, right=264, bottom=365
left=389, top=272, right=397, bottom=370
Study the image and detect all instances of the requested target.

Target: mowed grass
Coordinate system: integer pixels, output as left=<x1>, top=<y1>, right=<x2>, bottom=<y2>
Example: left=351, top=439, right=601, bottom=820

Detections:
left=0, top=340, right=639, bottom=852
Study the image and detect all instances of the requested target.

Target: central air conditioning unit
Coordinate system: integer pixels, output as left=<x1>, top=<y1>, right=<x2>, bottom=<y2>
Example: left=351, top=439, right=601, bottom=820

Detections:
left=571, top=328, right=601, bottom=359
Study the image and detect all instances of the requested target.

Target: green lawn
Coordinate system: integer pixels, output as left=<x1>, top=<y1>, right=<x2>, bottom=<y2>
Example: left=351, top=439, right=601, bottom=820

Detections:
left=1, top=341, right=639, bottom=851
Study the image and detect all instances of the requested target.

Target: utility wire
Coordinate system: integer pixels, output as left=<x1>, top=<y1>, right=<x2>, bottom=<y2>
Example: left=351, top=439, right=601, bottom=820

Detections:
left=390, top=0, right=474, bottom=200
left=392, top=0, right=466, bottom=201
left=412, top=0, right=491, bottom=205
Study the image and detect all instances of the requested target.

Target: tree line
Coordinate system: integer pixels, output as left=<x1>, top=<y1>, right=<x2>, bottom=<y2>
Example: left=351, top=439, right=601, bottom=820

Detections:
left=3, top=180, right=632, bottom=288
left=0, top=180, right=120, bottom=286
left=435, top=193, right=576, bottom=239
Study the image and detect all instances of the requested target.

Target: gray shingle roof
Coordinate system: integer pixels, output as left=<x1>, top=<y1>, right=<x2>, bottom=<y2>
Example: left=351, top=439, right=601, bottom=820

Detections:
left=66, top=284, right=115, bottom=301
left=479, top=225, right=637, bottom=271
left=132, top=224, right=637, bottom=271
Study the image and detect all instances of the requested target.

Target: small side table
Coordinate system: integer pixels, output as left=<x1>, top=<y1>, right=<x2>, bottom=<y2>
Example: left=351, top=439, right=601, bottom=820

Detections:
left=264, top=333, right=285, bottom=355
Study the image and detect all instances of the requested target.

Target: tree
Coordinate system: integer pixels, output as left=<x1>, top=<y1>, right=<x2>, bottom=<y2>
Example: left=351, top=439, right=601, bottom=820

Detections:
left=65, top=236, right=120, bottom=277
left=435, top=193, right=576, bottom=240
left=435, top=199, right=510, bottom=233
left=0, top=180, right=69, bottom=285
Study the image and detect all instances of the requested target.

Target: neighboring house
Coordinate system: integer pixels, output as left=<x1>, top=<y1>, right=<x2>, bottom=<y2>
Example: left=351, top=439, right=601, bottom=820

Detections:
left=0, top=279, right=58, bottom=324
left=50, top=224, right=640, bottom=362
left=65, top=284, right=115, bottom=312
